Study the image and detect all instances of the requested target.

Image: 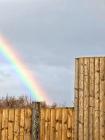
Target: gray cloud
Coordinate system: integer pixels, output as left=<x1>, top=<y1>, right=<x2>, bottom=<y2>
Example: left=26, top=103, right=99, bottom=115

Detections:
left=0, top=0, right=105, bottom=105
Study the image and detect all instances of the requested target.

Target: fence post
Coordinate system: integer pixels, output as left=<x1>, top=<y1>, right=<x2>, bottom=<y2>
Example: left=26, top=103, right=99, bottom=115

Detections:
left=32, top=102, right=41, bottom=140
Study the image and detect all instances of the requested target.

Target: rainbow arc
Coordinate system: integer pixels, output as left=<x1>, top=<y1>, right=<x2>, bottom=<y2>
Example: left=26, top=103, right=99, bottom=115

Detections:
left=0, top=36, right=51, bottom=104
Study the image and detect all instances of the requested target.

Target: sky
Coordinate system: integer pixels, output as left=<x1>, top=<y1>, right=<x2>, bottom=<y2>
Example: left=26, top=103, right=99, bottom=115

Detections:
left=0, top=0, right=105, bottom=106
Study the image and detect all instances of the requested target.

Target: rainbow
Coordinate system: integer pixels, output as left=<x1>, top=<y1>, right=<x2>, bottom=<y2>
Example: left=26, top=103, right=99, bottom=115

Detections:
left=0, top=36, right=52, bottom=104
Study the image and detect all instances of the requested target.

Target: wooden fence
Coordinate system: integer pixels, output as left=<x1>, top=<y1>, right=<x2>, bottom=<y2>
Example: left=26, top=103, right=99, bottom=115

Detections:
left=1, top=56, right=104, bottom=140
left=74, top=57, right=105, bottom=140
left=0, top=106, right=74, bottom=140
left=40, top=107, right=74, bottom=140
left=0, top=108, right=32, bottom=140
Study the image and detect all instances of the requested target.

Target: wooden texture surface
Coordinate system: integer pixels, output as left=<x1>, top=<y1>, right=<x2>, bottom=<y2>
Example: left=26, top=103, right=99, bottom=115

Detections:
left=0, top=108, right=32, bottom=140
left=74, top=57, right=105, bottom=140
left=74, top=59, right=79, bottom=140
left=78, top=58, right=84, bottom=140
left=40, top=108, right=74, bottom=140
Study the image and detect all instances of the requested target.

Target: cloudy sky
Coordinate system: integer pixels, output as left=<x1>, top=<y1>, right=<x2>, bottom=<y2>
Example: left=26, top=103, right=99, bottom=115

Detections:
left=0, top=0, right=105, bottom=106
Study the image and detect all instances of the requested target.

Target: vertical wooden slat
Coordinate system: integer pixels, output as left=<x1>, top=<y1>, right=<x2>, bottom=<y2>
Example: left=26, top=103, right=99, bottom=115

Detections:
left=8, top=109, right=14, bottom=140
left=14, top=109, right=20, bottom=140
left=55, top=109, right=62, bottom=140
left=74, top=58, right=79, bottom=140
left=20, top=109, right=25, bottom=140
left=24, top=108, right=32, bottom=140
left=94, top=58, right=100, bottom=140
left=45, top=109, right=51, bottom=140
left=67, top=109, right=72, bottom=140
left=62, top=109, right=68, bottom=140
left=84, top=58, right=89, bottom=140
left=72, top=109, right=74, bottom=140
left=2, top=109, right=8, bottom=140
left=40, top=109, right=45, bottom=140
left=50, top=108, right=56, bottom=140
left=78, top=58, right=84, bottom=140
left=89, top=58, right=95, bottom=140
left=0, top=109, right=2, bottom=140
left=100, top=58, right=105, bottom=140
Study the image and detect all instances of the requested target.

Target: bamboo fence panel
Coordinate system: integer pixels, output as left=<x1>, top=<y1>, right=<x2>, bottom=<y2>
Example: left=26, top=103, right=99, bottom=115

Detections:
left=74, top=57, right=105, bottom=140
left=40, top=108, right=74, bottom=140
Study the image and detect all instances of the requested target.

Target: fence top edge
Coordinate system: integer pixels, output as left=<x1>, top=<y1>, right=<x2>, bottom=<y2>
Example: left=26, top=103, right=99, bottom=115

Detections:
left=75, top=56, right=105, bottom=59
left=41, top=107, right=74, bottom=109
left=0, top=106, right=32, bottom=109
